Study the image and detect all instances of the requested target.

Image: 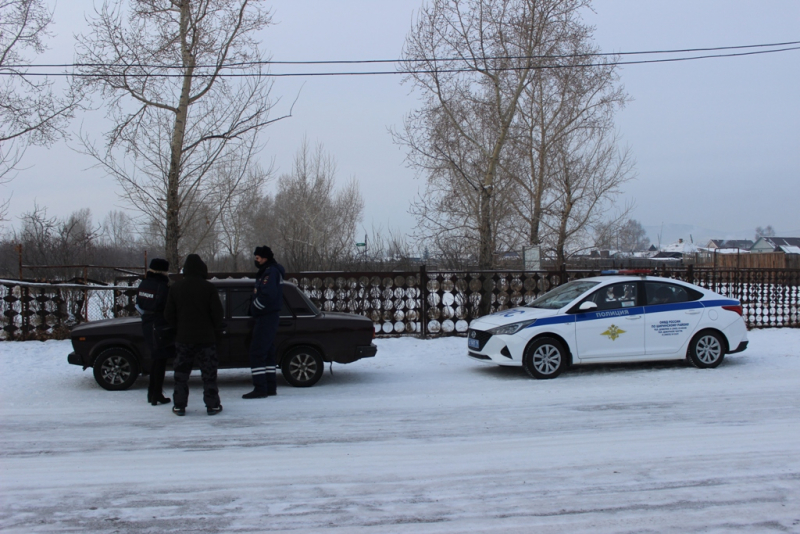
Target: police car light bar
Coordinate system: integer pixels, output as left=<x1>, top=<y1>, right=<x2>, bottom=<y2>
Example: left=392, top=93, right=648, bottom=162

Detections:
left=600, top=269, right=653, bottom=276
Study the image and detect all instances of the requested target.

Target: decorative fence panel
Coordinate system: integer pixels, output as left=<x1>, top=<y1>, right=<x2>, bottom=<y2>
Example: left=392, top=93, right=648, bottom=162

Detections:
left=1, top=281, right=138, bottom=340
left=2, top=267, right=798, bottom=340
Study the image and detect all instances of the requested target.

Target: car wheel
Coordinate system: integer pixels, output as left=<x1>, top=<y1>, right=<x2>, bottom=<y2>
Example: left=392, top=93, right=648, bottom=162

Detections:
left=688, top=331, right=725, bottom=369
left=93, top=347, right=140, bottom=391
left=281, top=346, right=324, bottom=387
left=523, top=337, right=567, bottom=379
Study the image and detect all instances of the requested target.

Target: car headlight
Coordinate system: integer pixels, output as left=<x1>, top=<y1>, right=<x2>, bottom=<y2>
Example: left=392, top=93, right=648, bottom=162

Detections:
left=487, top=319, right=537, bottom=336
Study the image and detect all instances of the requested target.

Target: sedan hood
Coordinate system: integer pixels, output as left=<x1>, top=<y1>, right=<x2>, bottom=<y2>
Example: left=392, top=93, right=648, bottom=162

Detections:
left=71, top=316, right=141, bottom=334
left=471, top=307, right=560, bottom=328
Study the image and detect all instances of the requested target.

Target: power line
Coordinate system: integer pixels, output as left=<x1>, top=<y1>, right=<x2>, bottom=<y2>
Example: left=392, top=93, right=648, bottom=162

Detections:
left=4, top=40, right=800, bottom=70
left=2, top=43, right=799, bottom=78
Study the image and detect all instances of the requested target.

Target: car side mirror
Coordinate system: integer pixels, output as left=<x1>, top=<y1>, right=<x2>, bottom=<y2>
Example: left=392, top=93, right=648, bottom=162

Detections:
left=579, top=301, right=598, bottom=311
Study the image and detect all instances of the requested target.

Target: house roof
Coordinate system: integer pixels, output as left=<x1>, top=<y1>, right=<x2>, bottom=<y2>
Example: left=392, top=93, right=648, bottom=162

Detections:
left=754, top=237, right=800, bottom=251
left=707, top=239, right=754, bottom=250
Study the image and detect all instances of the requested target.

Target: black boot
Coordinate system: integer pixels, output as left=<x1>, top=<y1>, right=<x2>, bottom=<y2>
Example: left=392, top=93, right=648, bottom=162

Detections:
left=151, top=395, right=171, bottom=406
left=242, top=389, right=268, bottom=399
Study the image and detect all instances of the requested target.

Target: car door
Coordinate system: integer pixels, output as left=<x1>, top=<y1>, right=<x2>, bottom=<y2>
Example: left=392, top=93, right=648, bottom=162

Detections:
left=644, top=281, right=705, bottom=356
left=226, top=287, right=297, bottom=364
left=218, top=288, right=255, bottom=366
left=573, top=282, right=645, bottom=361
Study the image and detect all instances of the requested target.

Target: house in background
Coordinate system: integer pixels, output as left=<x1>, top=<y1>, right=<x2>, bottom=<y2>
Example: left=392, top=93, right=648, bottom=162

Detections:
left=706, top=239, right=754, bottom=251
left=750, top=237, right=800, bottom=254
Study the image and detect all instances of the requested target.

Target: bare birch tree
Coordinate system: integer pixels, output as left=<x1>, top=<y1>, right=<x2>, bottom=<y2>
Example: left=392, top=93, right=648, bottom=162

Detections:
left=398, top=0, right=590, bottom=270
left=505, top=20, right=631, bottom=260
left=1, top=0, right=80, bottom=219
left=74, top=0, right=288, bottom=267
left=543, top=128, right=633, bottom=265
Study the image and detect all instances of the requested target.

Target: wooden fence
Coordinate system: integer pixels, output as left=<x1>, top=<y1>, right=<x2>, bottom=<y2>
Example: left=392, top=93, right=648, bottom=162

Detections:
left=2, top=266, right=798, bottom=340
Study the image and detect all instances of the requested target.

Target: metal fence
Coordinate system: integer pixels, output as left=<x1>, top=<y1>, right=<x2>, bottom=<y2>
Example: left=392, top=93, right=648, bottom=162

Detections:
left=2, top=266, right=798, bottom=340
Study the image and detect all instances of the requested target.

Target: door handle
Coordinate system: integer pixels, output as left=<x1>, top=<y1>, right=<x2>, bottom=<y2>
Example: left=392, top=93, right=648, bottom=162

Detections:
left=685, top=311, right=701, bottom=315
left=625, top=316, right=641, bottom=320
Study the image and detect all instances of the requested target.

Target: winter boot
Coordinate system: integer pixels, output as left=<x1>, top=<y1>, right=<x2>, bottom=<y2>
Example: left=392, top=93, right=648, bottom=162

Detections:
left=242, top=389, right=269, bottom=399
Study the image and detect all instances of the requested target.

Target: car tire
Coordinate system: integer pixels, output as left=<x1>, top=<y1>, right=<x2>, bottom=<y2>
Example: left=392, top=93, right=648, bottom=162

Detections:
left=93, top=347, right=140, bottom=391
left=523, top=337, right=567, bottom=379
left=281, top=346, right=324, bottom=387
left=688, top=330, right=725, bottom=369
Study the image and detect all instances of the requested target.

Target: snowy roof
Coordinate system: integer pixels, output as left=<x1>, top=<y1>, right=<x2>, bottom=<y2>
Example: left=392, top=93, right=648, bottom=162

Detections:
left=756, top=237, right=800, bottom=250
left=707, top=239, right=754, bottom=250
left=779, top=245, right=800, bottom=254
left=660, top=239, right=698, bottom=254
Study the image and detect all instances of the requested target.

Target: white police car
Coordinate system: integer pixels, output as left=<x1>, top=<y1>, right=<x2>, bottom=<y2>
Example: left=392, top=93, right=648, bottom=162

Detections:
left=467, top=272, right=748, bottom=379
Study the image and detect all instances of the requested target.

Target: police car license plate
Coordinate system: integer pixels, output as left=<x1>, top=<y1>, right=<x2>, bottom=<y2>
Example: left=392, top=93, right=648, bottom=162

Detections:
left=468, top=338, right=480, bottom=349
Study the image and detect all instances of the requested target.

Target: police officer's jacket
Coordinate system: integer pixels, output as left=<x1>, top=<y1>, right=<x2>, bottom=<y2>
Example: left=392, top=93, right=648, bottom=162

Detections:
left=250, top=260, right=285, bottom=316
left=135, top=272, right=170, bottom=326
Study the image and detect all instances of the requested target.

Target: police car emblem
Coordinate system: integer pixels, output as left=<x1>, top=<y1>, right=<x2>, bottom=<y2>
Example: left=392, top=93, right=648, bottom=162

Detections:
left=601, top=324, right=626, bottom=341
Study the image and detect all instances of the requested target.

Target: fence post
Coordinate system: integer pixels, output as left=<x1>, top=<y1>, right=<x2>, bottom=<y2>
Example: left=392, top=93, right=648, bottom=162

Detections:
left=420, top=264, right=427, bottom=339
left=21, top=286, right=29, bottom=340
left=16, top=244, right=23, bottom=280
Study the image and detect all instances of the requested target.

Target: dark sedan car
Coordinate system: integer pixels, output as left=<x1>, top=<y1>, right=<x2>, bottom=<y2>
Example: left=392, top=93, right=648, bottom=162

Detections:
left=68, top=279, right=377, bottom=390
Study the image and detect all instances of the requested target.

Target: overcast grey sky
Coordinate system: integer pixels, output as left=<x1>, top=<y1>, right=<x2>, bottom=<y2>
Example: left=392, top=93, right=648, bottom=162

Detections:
left=5, top=0, right=799, bottom=246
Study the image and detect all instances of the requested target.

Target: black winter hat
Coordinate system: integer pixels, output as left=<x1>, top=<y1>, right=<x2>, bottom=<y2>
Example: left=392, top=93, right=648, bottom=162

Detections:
left=254, top=246, right=274, bottom=260
left=148, top=258, right=169, bottom=272
left=182, top=254, right=208, bottom=278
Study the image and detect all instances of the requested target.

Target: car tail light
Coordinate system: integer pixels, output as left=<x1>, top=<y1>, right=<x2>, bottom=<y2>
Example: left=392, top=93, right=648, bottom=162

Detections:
left=722, top=305, right=743, bottom=316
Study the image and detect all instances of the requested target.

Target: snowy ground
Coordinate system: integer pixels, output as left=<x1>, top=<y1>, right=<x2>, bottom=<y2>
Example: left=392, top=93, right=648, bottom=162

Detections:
left=1, top=330, right=799, bottom=533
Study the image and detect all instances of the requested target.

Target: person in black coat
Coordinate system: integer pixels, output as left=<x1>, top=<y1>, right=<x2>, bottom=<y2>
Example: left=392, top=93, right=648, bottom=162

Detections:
left=135, top=258, right=172, bottom=406
left=242, top=246, right=285, bottom=399
left=164, top=254, right=225, bottom=416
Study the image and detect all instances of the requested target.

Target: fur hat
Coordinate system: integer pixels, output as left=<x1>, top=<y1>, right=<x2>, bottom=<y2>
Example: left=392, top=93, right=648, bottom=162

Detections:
left=254, top=246, right=274, bottom=261
left=148, top=258, right=170, bottom=273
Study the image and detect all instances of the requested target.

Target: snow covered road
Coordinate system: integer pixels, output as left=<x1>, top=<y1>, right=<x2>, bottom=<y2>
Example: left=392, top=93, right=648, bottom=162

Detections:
left=1, top=330, right=799, bottom=533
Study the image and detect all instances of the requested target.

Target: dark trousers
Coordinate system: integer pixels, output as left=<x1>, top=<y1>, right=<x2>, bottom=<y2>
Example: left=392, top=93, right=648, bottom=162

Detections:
left=248, top=312, right=279, bottom=394
left=142, top=321, right=173, bottom=402
left=173, top=343, right=220, bottom=409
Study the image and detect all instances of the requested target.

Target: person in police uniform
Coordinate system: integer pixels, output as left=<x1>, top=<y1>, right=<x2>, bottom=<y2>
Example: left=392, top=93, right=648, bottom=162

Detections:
left=242, top=246, right=285, bottom=399
left=135, top=258, right=172, bottom=406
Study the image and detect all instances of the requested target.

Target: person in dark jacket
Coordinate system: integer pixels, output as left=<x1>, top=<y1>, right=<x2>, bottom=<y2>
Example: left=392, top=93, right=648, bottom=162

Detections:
left=164, top=254, right=224, bottom=416
left=135, top=258, right=173, bottom=406
left=242, top=246, right=285, bottom=399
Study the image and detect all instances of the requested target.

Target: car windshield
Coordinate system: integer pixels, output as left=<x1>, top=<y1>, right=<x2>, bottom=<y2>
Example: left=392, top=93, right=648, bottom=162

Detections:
left=526, top=280, right=599, bottom=310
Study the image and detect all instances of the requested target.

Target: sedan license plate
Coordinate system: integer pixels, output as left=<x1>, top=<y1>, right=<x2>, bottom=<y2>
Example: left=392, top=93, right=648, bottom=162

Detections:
left=468, top=338, right=480, bottom=349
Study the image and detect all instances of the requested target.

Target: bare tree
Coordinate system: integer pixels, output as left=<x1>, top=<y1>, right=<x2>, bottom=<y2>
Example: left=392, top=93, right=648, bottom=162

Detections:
left=398, top=0, right=589, bottom=270
left=504, top=17, right=628, bottom=251
left=0, top=0, right=80, bottom=219
left=268, top=140, right=364, bottom=272
left=594, top=218, right=649, bottom=252
left=74, top=0, right=289, bottom=267
left=754, top=225, right=776, bottom=240
left=215, top=164, right=271, bottom=271
left=543, top=128, right=633, bottom=266
left=100, top=210, right=135, bottom=249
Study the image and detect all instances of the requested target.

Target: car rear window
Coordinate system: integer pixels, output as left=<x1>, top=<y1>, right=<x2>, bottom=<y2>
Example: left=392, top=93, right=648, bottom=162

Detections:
left=644, top=282, right=703, bottom=305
